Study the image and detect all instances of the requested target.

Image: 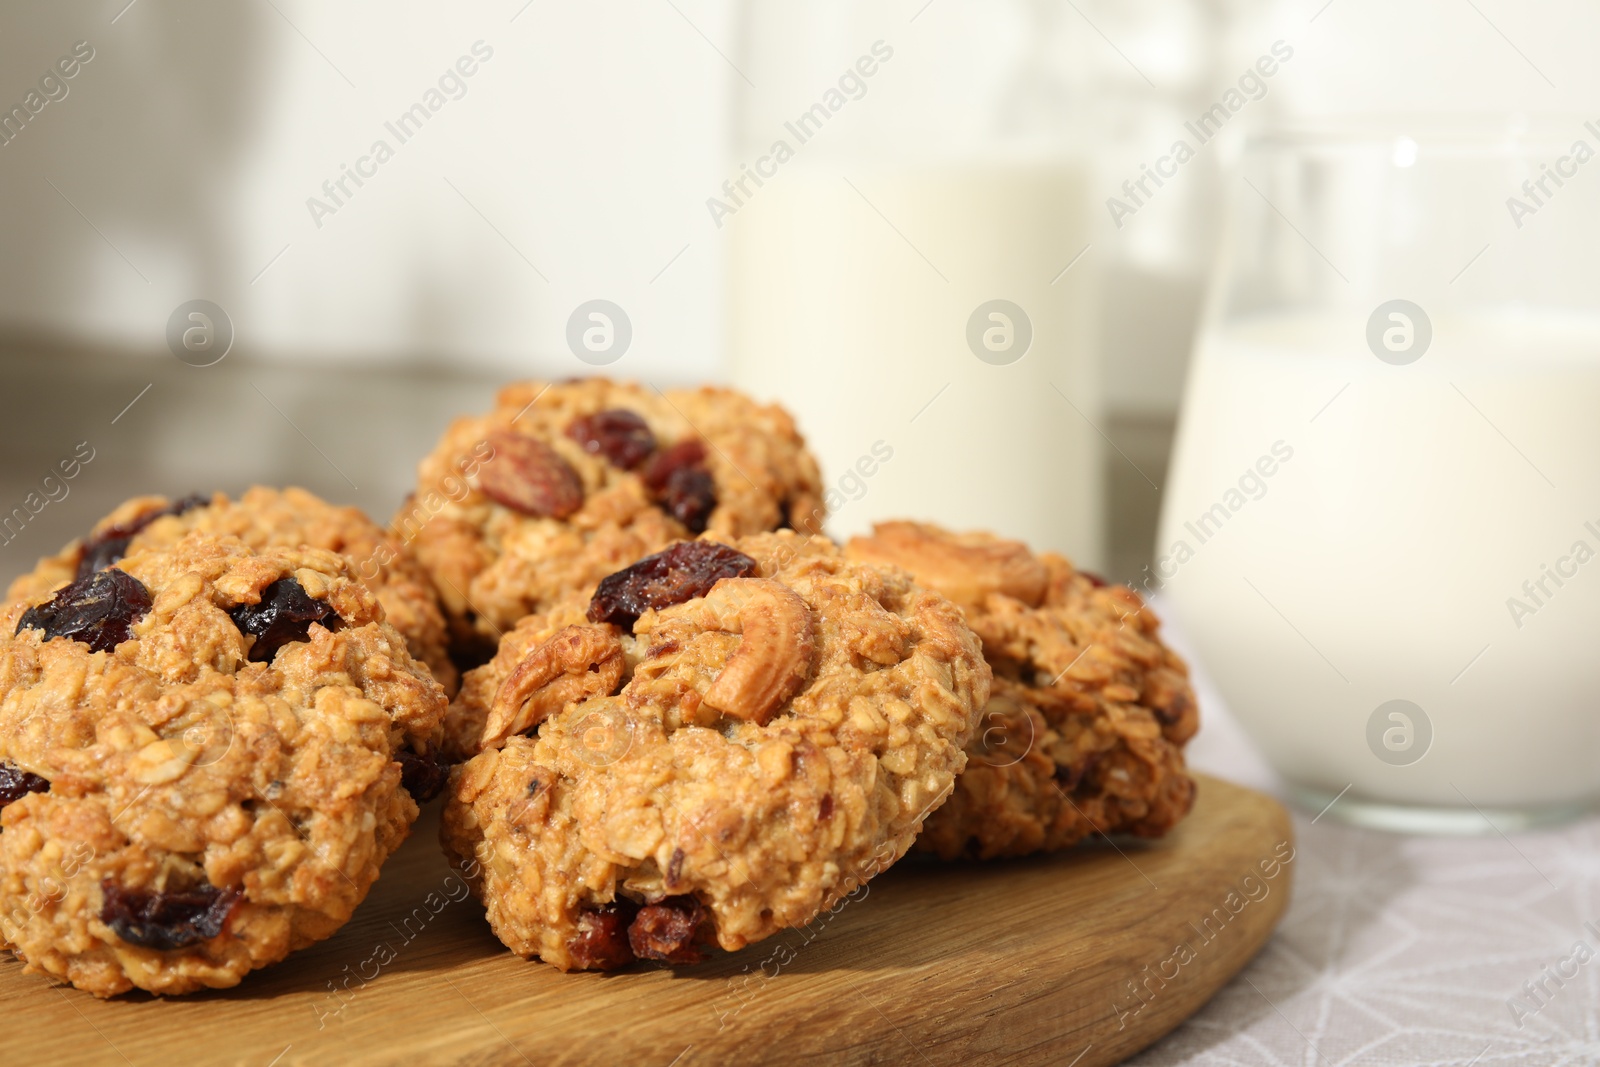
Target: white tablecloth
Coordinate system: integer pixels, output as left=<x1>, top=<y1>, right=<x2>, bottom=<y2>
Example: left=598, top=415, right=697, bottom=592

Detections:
left=1130, top=607, right=1600, bottom=1066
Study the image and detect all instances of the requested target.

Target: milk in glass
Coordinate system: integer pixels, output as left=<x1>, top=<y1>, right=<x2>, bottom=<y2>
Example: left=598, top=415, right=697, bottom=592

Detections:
left=1159, top=310, right=1600, bottom=810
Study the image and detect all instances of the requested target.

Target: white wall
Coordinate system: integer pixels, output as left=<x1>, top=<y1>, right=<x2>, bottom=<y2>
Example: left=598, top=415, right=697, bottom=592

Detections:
left=0, top=0, right=733, bottom=379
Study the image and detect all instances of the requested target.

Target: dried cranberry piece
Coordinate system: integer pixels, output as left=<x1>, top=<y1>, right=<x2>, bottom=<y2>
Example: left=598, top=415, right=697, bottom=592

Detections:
left=16, top=569, right=153, bottom=654
left=642, top=440, right=717, bottom=534
left=77, top=494, right=208, bottom=578
left=1078, top=570, right=1108, bottom=589
left=566, top=410, right=657, bottom=471
left=666, top=847, right=685, bottom=887
left=641, top=439, right=707, bottom=491
left=397, top=748, right=450, bottom=802
left=230, top=577, right=342, bottom=663
left=587, top=541, right=759, bottom=629
left=78, top=540, right=130, bottom=581
left=628, top=895, right=706, bottom=964
left=0, top=761, right=49, bottom=809
left=659, top=467, right=716, bottom=534
left=100, top=880, right=240, bottom=950
left=1054, top=752, right=1102, bottom=794
left=567, top=900, right=640, bottom=970
left=477, top=431, right=585, bottom=519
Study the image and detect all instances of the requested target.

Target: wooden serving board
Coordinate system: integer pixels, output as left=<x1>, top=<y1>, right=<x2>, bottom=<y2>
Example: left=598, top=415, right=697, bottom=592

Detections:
left=3, top=775, right=1293, bottom=1067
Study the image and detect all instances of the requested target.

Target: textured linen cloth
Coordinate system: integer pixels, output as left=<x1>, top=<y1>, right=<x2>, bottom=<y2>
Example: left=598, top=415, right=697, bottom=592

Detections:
left=1131, top=604, right=1600, bottom=1066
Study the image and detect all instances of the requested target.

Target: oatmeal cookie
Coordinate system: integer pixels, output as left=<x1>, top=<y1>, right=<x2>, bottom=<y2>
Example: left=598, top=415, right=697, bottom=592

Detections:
left=0, top=533, right=447, bottom=997
left=7, top=487, right=457, bottom=695
left=440, top=532, right=989, bottom=970
left=397, top=379, right=825, bottom=654
left=845, top=522, right=1197, bottom=860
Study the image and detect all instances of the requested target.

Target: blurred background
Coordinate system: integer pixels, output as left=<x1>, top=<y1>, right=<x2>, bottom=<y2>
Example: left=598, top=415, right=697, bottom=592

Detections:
left=1, top=0, right=1596, bottom=585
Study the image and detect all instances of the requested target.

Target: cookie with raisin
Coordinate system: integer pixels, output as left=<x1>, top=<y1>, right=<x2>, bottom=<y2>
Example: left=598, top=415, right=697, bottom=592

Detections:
left=396, top=379, right=826, bottom=655
left=439, top=532, right=989, bottom=970
left=0, top=533, right=447, bottom=996
left=7, top=486, right=457, bottom=695
left=846, top=522, right=1197, bottom=860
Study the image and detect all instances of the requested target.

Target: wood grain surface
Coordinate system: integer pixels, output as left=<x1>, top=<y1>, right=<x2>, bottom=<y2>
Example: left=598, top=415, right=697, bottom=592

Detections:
left=2, top=774, right=1294, bottom=1067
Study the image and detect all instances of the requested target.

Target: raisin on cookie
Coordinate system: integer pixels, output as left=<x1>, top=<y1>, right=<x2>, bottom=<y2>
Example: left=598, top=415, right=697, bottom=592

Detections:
left=396, top=380, right=826, bottom=657
left=0, top=534, right=447, bottom=997
left=7, top=487, right=457, bottom=695
left=439, top=532, right=989, bottom=970
left=846, top=522, right=1197, bottom=860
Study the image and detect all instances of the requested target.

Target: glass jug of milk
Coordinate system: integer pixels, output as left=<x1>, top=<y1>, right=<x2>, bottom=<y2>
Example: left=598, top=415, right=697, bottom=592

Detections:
left=724, top=0, right=1110, bottom=562
left=1159, top=120, right=1600, bottom=832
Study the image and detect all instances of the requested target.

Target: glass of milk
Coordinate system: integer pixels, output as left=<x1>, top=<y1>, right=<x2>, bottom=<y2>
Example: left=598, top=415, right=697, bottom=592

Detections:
left=1159, top=119, right=1600, bottom=832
